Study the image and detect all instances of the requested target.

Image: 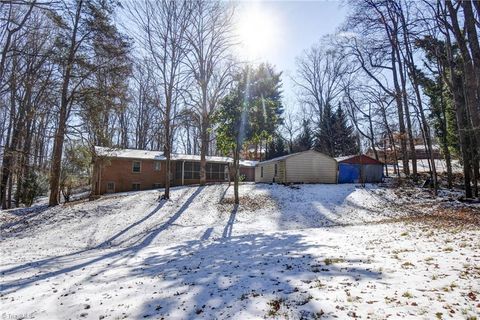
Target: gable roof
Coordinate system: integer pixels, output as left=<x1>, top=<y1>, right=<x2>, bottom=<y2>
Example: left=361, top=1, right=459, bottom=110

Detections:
left=335, top=154, right=384, bottom=165
left=94, top=146, right=232, bottom=163
left=239, top=160, right=259, bottom=167
left=256, top=149, right=332, bottom=166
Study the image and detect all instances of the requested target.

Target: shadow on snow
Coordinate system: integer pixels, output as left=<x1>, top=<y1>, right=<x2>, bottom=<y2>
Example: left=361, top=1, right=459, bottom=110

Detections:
left=0, top=186, right=205, bottom=293
left=131, top=232, right=382, bottom=319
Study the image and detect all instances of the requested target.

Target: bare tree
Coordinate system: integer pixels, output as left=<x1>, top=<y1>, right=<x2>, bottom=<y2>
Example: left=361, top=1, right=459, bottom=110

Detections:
left=183, top=0, right=235, bottom=185
left=294, top=39, right=350, bottom=123
left=127, top=0, right=190, bottom=199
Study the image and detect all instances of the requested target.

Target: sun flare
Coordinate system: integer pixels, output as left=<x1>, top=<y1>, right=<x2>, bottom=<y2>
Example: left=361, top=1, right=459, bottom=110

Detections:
left=236, top=4, right=279, bottom=60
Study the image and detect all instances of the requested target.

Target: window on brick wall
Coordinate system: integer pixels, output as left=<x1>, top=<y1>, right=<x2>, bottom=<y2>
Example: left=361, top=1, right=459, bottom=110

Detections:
left=132, top=161, right=141, bottom=173
left=106, top=182, right=115, bottom=193
left=132, top=183, right=140, bottom=191
left=154, top=161, right=161, bottom=171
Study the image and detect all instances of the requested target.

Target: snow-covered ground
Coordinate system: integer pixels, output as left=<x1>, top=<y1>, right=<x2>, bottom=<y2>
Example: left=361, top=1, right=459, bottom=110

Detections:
left=1, top=183, right=479, bottom=319
left=388, top=159, right=463, bottom=174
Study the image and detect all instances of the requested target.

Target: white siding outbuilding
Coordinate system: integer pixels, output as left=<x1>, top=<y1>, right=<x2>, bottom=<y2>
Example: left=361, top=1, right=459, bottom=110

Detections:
left=255, top=150, right=337, bottom=184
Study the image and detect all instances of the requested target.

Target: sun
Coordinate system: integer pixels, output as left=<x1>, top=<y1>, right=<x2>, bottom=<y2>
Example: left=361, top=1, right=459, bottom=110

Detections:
left=236, top=3, right=279, bottom=60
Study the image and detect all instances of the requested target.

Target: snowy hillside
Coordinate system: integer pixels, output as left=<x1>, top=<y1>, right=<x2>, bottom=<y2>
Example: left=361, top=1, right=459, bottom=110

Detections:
left=1, top=183, right=479, bottom=319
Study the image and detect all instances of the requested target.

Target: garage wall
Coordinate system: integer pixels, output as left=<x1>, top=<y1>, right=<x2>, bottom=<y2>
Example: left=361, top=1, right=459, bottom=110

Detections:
left=362, top=164, right=384, bottom=183
left=255, top=161, right=280, bottom=183
left=285, top=150, right=337, bottom=183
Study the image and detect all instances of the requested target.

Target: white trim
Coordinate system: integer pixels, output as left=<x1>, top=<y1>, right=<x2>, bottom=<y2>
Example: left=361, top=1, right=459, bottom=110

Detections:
left=132, top=160, right=141, bottom=173
left=181, top=161, right=185, bottom=185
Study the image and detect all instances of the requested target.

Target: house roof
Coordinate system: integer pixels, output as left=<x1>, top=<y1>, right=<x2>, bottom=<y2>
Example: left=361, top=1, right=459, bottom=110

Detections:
left=335, top=154, right=384, bottom=165
left=256, top=149, right=329, bottom=166
left=239, top=160, right=259, bottom=167
left=94, top=146, right=232, bottom=163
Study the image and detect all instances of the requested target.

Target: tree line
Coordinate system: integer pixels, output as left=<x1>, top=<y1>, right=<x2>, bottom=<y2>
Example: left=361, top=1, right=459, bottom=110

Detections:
left=290, top=0, right=480, bottom=198
left=1, top=0, right=479, bottom=209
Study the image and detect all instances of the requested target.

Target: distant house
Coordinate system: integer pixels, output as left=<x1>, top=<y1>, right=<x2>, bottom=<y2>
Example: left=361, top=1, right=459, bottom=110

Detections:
left=255, top=150, right=337, bottom=184
left=239, top=160, right=258, bottom=182
left=336, top=154, right=384, bottom=183
left=92, top=147, right=232, bottom=195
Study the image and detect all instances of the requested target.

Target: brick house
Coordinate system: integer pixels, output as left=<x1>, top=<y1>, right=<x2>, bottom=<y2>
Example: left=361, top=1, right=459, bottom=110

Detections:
left=92, top=147, right=232, bottom=195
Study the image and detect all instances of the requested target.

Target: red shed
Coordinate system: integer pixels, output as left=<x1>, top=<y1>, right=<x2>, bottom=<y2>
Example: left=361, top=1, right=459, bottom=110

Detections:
left=336, top=154, right=383, bottom=165
left=335, top=155, right=384, bottom=183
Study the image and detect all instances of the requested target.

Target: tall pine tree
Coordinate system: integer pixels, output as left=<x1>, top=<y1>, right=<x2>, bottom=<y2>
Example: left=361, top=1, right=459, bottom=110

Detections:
left=294, top=119, right=313, bottom=152
left=314, top=104, right=358, bottom=157
left=333, top=105, right=359, bottom=156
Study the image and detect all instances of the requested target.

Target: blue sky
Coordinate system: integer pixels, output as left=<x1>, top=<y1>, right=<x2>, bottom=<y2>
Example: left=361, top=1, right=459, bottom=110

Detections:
left=235, top=0, right=348, bottom=106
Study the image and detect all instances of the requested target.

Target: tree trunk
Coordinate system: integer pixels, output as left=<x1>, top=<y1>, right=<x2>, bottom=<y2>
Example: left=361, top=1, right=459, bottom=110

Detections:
left=233, top=146, right=240, bottom=205
left=444, top=26, right=473, bottom=198
left=199, top=121, right=208, bottom=186
left=390, top=47, right=409, bottom=176
left=48, top=0, right=83, bottom=206
left=395, top=46, right=417, bottom=179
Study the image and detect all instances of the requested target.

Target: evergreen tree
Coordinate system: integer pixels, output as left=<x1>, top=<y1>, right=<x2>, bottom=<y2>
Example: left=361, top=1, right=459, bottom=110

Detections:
left=314, top=104, right=358, bottom=157
left=267, top=134, right=287, bottom=159
left=215, top=64, right=283, bottom=204
left=333, top=105, right=359, bottom=156
left=248, top=63, right=284, bottom=156
left=314, top=103, right=335, bottom=156
left=294, top=119, right=313, bottom=152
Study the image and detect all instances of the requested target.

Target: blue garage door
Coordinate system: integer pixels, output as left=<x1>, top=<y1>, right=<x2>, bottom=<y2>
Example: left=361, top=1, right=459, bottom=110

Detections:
left=338, top=163, right=361, bottom=183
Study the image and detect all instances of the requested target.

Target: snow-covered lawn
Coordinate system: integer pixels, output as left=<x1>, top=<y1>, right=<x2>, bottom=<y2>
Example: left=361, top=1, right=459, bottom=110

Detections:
left=1, top=183, right=479, bottom=319
left=388, top=159, right=463, bottom=174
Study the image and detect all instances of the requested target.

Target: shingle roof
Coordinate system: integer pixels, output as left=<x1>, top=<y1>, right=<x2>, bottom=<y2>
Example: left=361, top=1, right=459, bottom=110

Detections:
left=256, top=150, right=327, bottom=166
left=94, top=146, right=232, bottom=163
left=334, top=154, right=383, bottom=164
left=239, top=160, right=259, bottom=167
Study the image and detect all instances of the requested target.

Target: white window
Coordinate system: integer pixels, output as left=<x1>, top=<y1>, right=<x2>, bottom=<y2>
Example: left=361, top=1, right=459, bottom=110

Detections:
left=154, top=161, right=161, bottom=171
left=132, top=161, right=141, bottom=173
left=132, top=183, right=140, bottom=191
left=106, top=182, right=115, bottom=193
left=153, top=183, right=162, bottom=188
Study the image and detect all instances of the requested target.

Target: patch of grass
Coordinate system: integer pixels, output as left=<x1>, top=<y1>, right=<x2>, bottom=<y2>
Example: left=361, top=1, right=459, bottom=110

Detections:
left=400, top=231, right=409, bottom=236
left=425, top=230, right=435, bottom=237
left=267, top=298, right=284, bottom=317
left=401, top=261, right=415, bottom=269
left=431, top=274, right=438, bottom=280
left=313, top=279, right=325, bottom=289
left=435, top=312, right=443, bottom=319
left=347, top=295, right=362, bottom=303
left=443, top=282, right=457, bottom=292
left=296, top=295, right=313, bottom=306
left=402, top=291, right=413, bottom=299
left=324, top=258, right=344, bottom=265
left=443, top=246, right=454, bottom=252
left=425, top=256, right=434, bottom=262
left=392, top=248, right=413, bottom=254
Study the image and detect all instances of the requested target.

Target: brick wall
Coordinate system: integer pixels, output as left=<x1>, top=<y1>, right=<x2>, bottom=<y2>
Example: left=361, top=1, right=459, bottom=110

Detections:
left=97, top=158, right=232, bottom=194
left=99, top=158, right=168, bottom=194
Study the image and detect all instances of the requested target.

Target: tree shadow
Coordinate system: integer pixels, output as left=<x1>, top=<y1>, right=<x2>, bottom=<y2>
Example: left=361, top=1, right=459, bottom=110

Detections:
left=252, top=183, right=389, bottom=229
left=0, top=205, right=50, bottom=235
left=0, top=186, right=205, bottom=294
left=127, top=232, right=382, bottom=319
left=222, top=204, right=237, bottom=238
